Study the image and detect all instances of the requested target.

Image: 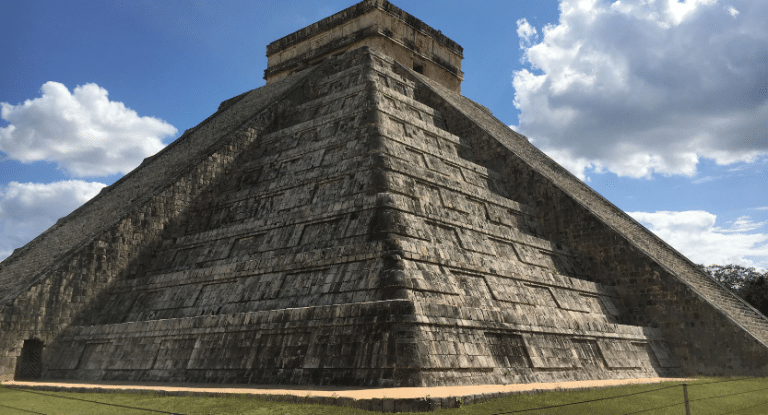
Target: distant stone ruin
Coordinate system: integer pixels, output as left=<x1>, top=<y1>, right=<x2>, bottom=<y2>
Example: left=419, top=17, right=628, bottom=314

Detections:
left=2, top=0, right=767, bottom=387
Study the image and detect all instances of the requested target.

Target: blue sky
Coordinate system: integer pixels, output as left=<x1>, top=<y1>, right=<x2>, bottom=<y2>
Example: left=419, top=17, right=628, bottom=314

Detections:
left=1, top=0, right=767, bottom=270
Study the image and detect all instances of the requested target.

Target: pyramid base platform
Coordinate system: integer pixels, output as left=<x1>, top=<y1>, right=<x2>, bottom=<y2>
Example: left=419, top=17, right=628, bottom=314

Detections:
left=40, top=300, right=682, bottom=387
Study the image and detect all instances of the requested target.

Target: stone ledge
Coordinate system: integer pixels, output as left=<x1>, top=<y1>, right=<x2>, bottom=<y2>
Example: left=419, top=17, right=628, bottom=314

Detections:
left=266, top=0, right=462, bottom=56
left=57, top=300, right=663, bottom=343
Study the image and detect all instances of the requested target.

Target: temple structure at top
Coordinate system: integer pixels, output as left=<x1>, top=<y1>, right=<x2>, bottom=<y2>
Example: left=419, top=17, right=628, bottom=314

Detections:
left=264, top=0, right=464, bottom=92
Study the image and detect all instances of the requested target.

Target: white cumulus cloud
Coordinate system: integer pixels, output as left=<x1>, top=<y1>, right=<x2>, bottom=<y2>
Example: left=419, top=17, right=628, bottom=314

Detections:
left=516, top=18, right=538, bottom=48
left=513, top=0, right=768, bottom=180
left=0, top=81, right=176, bottom=178
left=0, top=180, right=106, bottom=261
left=629, top=210, right=768, bottom=270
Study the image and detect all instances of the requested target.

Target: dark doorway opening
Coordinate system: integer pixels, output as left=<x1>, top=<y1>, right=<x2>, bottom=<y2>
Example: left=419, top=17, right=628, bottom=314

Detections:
left=16, top=338, right=44, bottom=380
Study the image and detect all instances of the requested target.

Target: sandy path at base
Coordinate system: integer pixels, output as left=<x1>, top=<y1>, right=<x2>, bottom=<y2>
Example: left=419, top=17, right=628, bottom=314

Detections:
left=2, top=377, right=695, bottom=400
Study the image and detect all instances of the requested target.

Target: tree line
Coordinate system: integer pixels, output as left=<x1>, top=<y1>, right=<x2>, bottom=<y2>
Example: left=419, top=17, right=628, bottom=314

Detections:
left=697, top=264, right=768, bottom=316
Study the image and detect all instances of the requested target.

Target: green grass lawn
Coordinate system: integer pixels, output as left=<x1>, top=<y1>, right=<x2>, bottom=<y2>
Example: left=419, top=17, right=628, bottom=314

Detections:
left=1, top=377, right=766, bottom=415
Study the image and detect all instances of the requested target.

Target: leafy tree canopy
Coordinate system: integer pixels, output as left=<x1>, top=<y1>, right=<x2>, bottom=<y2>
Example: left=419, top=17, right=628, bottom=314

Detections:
left=697, top=264, right=766, bottom=292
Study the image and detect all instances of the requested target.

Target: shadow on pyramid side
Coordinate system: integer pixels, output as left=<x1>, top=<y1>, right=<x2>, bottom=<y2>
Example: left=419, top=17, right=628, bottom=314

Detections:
left=2, top=0, right=768, bottom=388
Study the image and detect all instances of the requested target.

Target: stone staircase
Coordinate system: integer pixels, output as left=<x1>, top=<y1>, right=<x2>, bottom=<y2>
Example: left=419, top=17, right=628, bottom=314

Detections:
left=682, top=269, right=768, bottom=345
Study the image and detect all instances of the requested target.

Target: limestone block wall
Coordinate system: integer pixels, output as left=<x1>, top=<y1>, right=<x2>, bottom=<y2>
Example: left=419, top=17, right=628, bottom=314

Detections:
left=45, top=299, right=678, bottom=386
left=400, top=61, right=768, bottom=377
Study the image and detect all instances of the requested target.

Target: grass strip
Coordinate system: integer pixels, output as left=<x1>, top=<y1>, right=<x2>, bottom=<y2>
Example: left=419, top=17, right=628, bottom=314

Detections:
left=0, top=376, right=765, bottom=415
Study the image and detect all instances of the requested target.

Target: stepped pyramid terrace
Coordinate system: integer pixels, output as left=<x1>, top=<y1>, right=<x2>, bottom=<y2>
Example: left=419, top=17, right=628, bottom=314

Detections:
left=2, top=0, right=768, bottom=387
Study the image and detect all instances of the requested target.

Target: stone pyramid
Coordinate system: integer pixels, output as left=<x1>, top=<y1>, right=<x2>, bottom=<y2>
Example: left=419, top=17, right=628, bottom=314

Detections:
left=2, top=0, right=768, bottom=387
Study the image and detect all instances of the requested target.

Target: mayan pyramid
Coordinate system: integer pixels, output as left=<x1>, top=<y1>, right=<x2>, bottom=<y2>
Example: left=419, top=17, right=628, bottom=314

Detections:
left=2, top=0, right=768, bottom=387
